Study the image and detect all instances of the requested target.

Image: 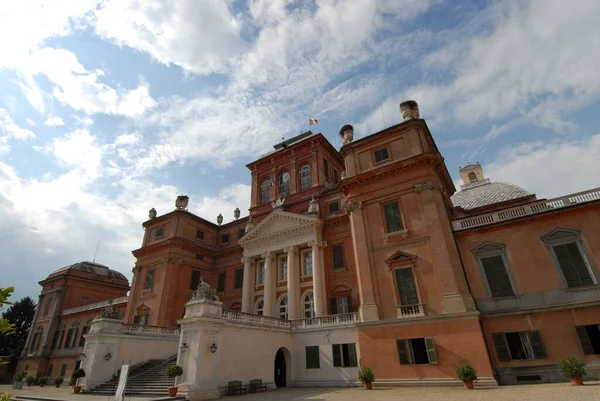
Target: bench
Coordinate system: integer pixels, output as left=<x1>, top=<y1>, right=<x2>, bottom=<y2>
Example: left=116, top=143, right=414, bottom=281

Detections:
left=248, top=379, right=267, bottom=393
left=227, top=380, right=247, bottom=396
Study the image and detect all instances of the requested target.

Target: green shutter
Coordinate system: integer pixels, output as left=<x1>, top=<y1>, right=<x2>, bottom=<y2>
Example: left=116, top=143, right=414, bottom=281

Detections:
left=424, top=337, right=438, bottom=364
left=346, top=296, right=352, bottom=313
left=330, top=298, right=338, bottom=315
left=492, top=333, right=512, bottom=361
left=394, top=268, right=419, bottom=305
left=481, top=255, right=514, bottom=297
left=305, top=346, right=320, bottom=369
left=332, top=344, right=342, bottom=367
left=575, top=326, right=595, bottom=355
left=553, top=243, right=593, bottom=287
left=396, top=339, right=409, bottom=364
left=526, top=330, right=547, bottom=359
left=348, top=343, right=358, bottom=367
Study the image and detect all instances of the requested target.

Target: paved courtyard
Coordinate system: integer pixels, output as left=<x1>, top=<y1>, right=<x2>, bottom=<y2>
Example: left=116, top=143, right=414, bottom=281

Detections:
left=2, top=382, right=600, bottom=401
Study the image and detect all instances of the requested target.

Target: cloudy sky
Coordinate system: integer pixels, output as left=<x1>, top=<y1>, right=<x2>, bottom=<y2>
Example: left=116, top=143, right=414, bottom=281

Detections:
left=1, top=0, right=599, bottom=302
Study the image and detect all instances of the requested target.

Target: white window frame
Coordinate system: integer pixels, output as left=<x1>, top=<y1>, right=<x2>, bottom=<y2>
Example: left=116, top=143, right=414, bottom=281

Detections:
left=299, top=165, right=312, bottom=191
left=278, top=295, right=288, bottom=320
left=278, top=255, right=288, bottom=281
left=472, top=242, right=518, bottom=298
left=336, top=297, right=349, bottom=314
left=260, top=180, right=270, bottom=205
left=301, top=249, right=313, bottom=277
left=255, top=260, right=265, bottom=286
left=302, top=291, right=315, bottom=318
left=255, top=298, right=264, bottom=316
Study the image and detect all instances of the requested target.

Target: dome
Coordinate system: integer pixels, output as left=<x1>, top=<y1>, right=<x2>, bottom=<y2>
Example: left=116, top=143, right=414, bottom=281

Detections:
left=49, top=261, right=128, bottom=282
left=451, top=180, right=531, bottom=210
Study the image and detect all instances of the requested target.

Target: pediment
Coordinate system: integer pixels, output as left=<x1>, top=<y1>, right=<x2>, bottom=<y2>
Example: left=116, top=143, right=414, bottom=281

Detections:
left=541, top=228, right=579, bottom=242
left=239, top=210, right=321, bottom=245
left=384, top=250, right=417, bottom=265
left=472, top=242, right=505, bottom=253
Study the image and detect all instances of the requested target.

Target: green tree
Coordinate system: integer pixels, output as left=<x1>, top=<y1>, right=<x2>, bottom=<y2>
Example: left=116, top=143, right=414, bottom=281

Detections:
left=0, top=296, right=36, bottom=356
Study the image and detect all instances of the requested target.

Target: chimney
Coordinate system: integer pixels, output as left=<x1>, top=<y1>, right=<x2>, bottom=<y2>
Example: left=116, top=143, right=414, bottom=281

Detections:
left=400, top=100, right=420, bottom=120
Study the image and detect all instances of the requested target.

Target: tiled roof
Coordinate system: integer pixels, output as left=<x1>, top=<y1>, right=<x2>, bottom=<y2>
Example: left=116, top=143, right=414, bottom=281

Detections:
left=50, top=261, right=128, bottom=282
left=451, top=180, right=530, bottom=210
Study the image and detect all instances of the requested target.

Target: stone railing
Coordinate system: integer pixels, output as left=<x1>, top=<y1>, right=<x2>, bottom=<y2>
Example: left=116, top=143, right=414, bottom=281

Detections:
left=62, top=296, right=129, bottom=316
left=397, top=304, right=425, bottom=319
left=290, top=313, right=359, bottom=329
left=221, top=310, right=292, bottom=329
left=121, top=323, right=181, bottom=337
left=452, top=188, right=600, bottom=231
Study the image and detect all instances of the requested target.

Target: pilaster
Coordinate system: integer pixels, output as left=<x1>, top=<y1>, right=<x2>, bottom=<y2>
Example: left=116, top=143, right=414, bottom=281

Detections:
left=263, top=251, right=276, bottom=317
left=241, top=257, right=254, bottom=313
left=309, top=241, right=326, bottom=317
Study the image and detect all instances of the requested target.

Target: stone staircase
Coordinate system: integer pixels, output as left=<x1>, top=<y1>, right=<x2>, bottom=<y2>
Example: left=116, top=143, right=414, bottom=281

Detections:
left=88, top=355, right=178, bottom=396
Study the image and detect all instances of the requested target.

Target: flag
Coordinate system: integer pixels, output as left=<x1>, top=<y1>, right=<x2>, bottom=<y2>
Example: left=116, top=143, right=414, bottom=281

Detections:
left=309, top=118, right=318, bottom=125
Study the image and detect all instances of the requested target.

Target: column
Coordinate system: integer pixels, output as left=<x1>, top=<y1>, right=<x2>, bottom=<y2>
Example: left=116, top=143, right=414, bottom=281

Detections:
left=241, top=257, right=253, bottom=313
left=263, top=252, right=276, bottom=317
left=285, top=246, right=299, bottom=320
left=311, top=241, right=325, bottom=317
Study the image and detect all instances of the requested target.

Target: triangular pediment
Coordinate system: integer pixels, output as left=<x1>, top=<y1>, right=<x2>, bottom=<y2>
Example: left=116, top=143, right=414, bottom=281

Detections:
left=541, top=228, right=579, bottom=241
left=239, top=210, right=321, bottom=245
left=472, top=242, right=505, bottom=253
left=384, top=250, right=417, bottom=265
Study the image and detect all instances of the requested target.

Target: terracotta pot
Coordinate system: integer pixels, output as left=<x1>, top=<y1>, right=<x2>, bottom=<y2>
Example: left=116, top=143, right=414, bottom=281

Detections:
left=463, top=381, right=474, bottom=390
left=55, top=384, right=61, bottom=388
left=39, top=384, right=45, bottom=387
left=570, top=377, right=583, bottom=386
left=168, top=387, right=178, bottom=397
left=364, top=382, right=372, bottom=390
left=73, top=385, right=82, bottom=394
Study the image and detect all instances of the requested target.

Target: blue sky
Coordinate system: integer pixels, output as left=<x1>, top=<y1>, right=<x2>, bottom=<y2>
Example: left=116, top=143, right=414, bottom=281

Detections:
left=1, top=0, right=599, bottom=301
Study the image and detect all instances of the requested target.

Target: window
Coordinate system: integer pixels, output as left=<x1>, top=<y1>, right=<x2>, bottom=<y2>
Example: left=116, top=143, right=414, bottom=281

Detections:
left=60, top=364, right=67, bottom=377
left=260, top=180, right=271, bottom=204
left=394, top=268, right=419, bottom=306
left=575, top=324, right=600, bottom=355
left=217, top=273, right=226, bottom=293
left=332, top=245, right=344, bottom=269
left=468, top=172, right=478, bottom=183
left=144, top=268, right=155, bottom=290
left=383, top=201, right=404, bottom=233
left=332, top=343, right=357, bottom=367
left=374, top=147, right=390, bottom=163
left=196, top=229, right=204, bottom=241
left=222, top=233, right=230, bottom=245
left=278, top=295, right=288, bottom=319
left=133, top=314, right=149, bottom=326
left=481, top=255, right=515, bottom=297
left=234, top=268, right=244, bottom=289
left=255, top=299, right=264, bottom=315
left=154, top=227, right=164, bottom=239
left=542, top=229, right=596, bottom=288
left=323, top=159, right=330, bottom=182
left=492, top=331, right=547, bottom=361
left=302, top=250, right=313, bottom=276
left=238, top=229, right=245, bottom=239
left=64, top=322, right=79, bottom=349
left=279, top=172, right=291, bottom=197
left=305, top=346, right=320, bottom=369
left=330, top=296, right=351, bottom=314
left=30, top=327, right=43, bottom=353
left=53, top=324, right=65, bottom=349
left=195, top=253, right=204, bottom=260
left=397, top=338, right=438, bottom=365
left=256, top=260, right=265, bottom=285
left=47, top=364, right=53, bottom=377
left=333, top=169, right=339, bottom=184
left=190, top=270, right=201, bottom=291
left=299, top=165, right=312, bottom=191
left=303, top=291, right=315, bottom=318
left=79, top=324, right=90, bottom=347
left=278, top=256, right=288, bottom=281
left=43, top=296, right=53, bottom=316
left=329, top=201, right=340, bottom=214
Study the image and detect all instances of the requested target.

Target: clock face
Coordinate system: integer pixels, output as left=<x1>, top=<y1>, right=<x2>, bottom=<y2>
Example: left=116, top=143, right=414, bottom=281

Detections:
left=281, top=172, right=290, bottom=182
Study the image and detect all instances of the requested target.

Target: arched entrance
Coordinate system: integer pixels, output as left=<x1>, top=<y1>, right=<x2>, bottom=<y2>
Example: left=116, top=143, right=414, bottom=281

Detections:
left=274, top=348, right=290, bottom=387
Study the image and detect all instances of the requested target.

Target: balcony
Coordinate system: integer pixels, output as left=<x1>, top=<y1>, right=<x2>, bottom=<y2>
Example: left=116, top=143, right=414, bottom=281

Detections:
left=452, top=187, right=600, bottom=231
left=397, top=304, right=425, bottom=319
left=291, top=313, right=359, bottom=329
left=62, top=296, right=129, bottom=316
left=221, top=310, right=359, bottom=330
left=221, top=310, right=292, bottom=329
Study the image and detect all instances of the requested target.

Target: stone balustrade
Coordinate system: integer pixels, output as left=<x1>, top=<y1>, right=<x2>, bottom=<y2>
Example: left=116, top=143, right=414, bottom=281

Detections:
left=290, top=313, right=359, bottom=329
left=121, top=323, right=181, bottom=337
left=397, top=304, right=425, bottom=319
left=221, top=309, right=360, bottom=330
left=221, top=309, right=292, bottom=329
left=62, top=296, right=128, bottom=316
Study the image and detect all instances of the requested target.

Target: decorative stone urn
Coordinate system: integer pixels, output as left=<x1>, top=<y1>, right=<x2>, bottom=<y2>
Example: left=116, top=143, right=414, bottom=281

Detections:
left=234, top=208, right=240, bottom=220
left=148, top=208, right=157, bottom=219
left=400, top=100, right=419, bottom=120
left=339, top=124, right=354, bottom=145
left=175, top=195, right=189, bottom=210
left=217, top=214, right=223, bottom=226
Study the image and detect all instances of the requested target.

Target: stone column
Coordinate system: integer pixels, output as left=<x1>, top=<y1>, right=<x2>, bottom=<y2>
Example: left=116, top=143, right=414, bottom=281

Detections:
left=310, top=241, right=326, bottom=317
left=263, top=252, right=276, bottom=317
left=241, top=257, right=254, bottom=313
left=285, top=246, right=299, bottom=320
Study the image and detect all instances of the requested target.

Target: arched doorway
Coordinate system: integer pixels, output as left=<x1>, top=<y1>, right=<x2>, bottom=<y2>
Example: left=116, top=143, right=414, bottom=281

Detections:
left=274, top=348, right=289, bottom=387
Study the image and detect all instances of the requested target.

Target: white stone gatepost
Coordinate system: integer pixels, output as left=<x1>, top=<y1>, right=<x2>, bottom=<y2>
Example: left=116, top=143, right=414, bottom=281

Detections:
left=79, top=318, right=122, bottom=390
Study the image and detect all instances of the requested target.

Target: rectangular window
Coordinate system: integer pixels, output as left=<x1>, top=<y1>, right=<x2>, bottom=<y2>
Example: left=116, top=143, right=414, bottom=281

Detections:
left=383, top=201, right=404, bottom=233
left=323, top=159, right=330, bottom=182
left=196, top=229, right=204, bottom=241
left=480, top=255, right=514, bottom=297
left=492, top=331, right=547, bottom=361
left=394, top=268, right=419, bottom=306
left=217, top=273, right=226, bottom=293
left=144, top=268, right=155, bottom=290
left=305, top=346, right=320, bottom=369
left=575, top=324, right=600, bottom=355
left=330, top=296, right=352, bottom=315
left=374, top=147, right=390, bottom=163
left=30, top=333, right=40, bottom=353
left=64, top=329, right=75, bottom=349
left=279, top=256, right=288, bottom=281
left=154, top=227, right=164, bottom=239
left=79, top=326, right=89, bottom=347
left=43, top=296, right=53, bottom=315
left=190, top=270, right=201, bottom=291
left=256, top=261, right=265, bottom=285
left=52, top=331, right=64, bottom=349
left=47, top=364, right=53, bottom=377
left=332, top=245, right=344, bottom=269
left=222, top=233, right=230, bottom=245
left=333, top=169, right=339, bottom=184
left=234, top=268, right=244, bottom=289
left=329, top=201, right=340, bottom=214
left=60, top=364, right=67, bottom=377
left=238, top=229, right=245, bottom=239
left=332, top=343, right=357, bottom=367
left=302, top=251, right=313, bottom=276
left=134, top=314, right=149, bottom=326
left=396, top=337, right=438, bottom=365
left=196, top=253, right=204, bottom=260
left=552, top=242, right=594, bottom=288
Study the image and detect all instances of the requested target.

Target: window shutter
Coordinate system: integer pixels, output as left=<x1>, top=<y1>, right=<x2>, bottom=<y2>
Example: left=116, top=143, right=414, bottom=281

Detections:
left=553, top=243, right=592, bottom=287
left=481, top=255, right=514, bottom=297
left=346, top=296, right=352, bottom=313
left=526, top=330, right=547, bottom=359
left=190, top=270, right=201, bottom=291
left=566, top=243, right=593, bottom=286
left=396, top=339, right=409, bottom=364
left=575, top=326, right=595, bottom=355
left=424, top=337, right=438, bottom=364
left=330, top=298, right=338, bottom=315
left=492, top=333, right=512, bottom=361
left=348, top=343, right=358, bottom=367
left=394, top=268, right=419, bottom=306
left=332, top=344, right=342, bottom=367
left=305, top=346, right=320, bottom=369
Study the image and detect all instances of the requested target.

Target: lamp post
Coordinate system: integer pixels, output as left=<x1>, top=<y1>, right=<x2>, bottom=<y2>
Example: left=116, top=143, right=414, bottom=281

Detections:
left=180, top=342, right=188, bottom=353
left=209, top=342, right=217, bottom=354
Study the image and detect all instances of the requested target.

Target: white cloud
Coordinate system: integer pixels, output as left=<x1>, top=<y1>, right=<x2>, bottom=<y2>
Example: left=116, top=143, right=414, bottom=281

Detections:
left=26, top=118, right=36, bottom=126
left=44, top=116, right=65, bottom=126
left=0, top=109, right=35, bottom=154
left=45, top=130, right=104, bottom=181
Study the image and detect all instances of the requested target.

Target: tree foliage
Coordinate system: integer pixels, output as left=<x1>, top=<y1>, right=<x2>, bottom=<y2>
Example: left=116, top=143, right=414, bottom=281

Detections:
left=0, top=296, right=36, bottom=356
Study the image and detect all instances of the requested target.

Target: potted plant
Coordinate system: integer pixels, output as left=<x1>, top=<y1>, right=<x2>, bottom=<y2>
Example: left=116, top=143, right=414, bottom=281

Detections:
left=456, top=361, right=477, bottom=389
left=358, top=366, right=375, bottom=390
left=38, top=376, right=48, bottom=387
left=71, top=368, right=86, bottom=394
left=558, top=356, right=586, bottom=386
left=26, top=375, right=35, bottom=386
left=166, top=365, right=184, bottom=397
left=12, top=371, right=26, bottom=389
left=54, top=376, right=64, bottom=388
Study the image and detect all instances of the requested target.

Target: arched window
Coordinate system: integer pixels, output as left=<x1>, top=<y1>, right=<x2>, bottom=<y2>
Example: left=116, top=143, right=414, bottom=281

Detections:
left=255, top=299, right=264, bottom=315
left=278, top=295, right=288, bottom=320
left=299, top=165, right=312, bottom=191
left=260, top=180, right=271, bottom=204
left=468, top=172, right=477, bottom=183
left=303, top=291, right=315, bottom=318
left=30, top=327, right=43, bottom=353
left=279, top=172, right=290, bottom=197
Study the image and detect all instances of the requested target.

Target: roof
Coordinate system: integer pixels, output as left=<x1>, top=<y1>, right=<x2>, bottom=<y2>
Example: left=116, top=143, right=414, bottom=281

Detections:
left=257, top=131, right=317, bottom=159
left=49, top=261, right=128, bottom=282
left=451, top=179, right=531, bottom=210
